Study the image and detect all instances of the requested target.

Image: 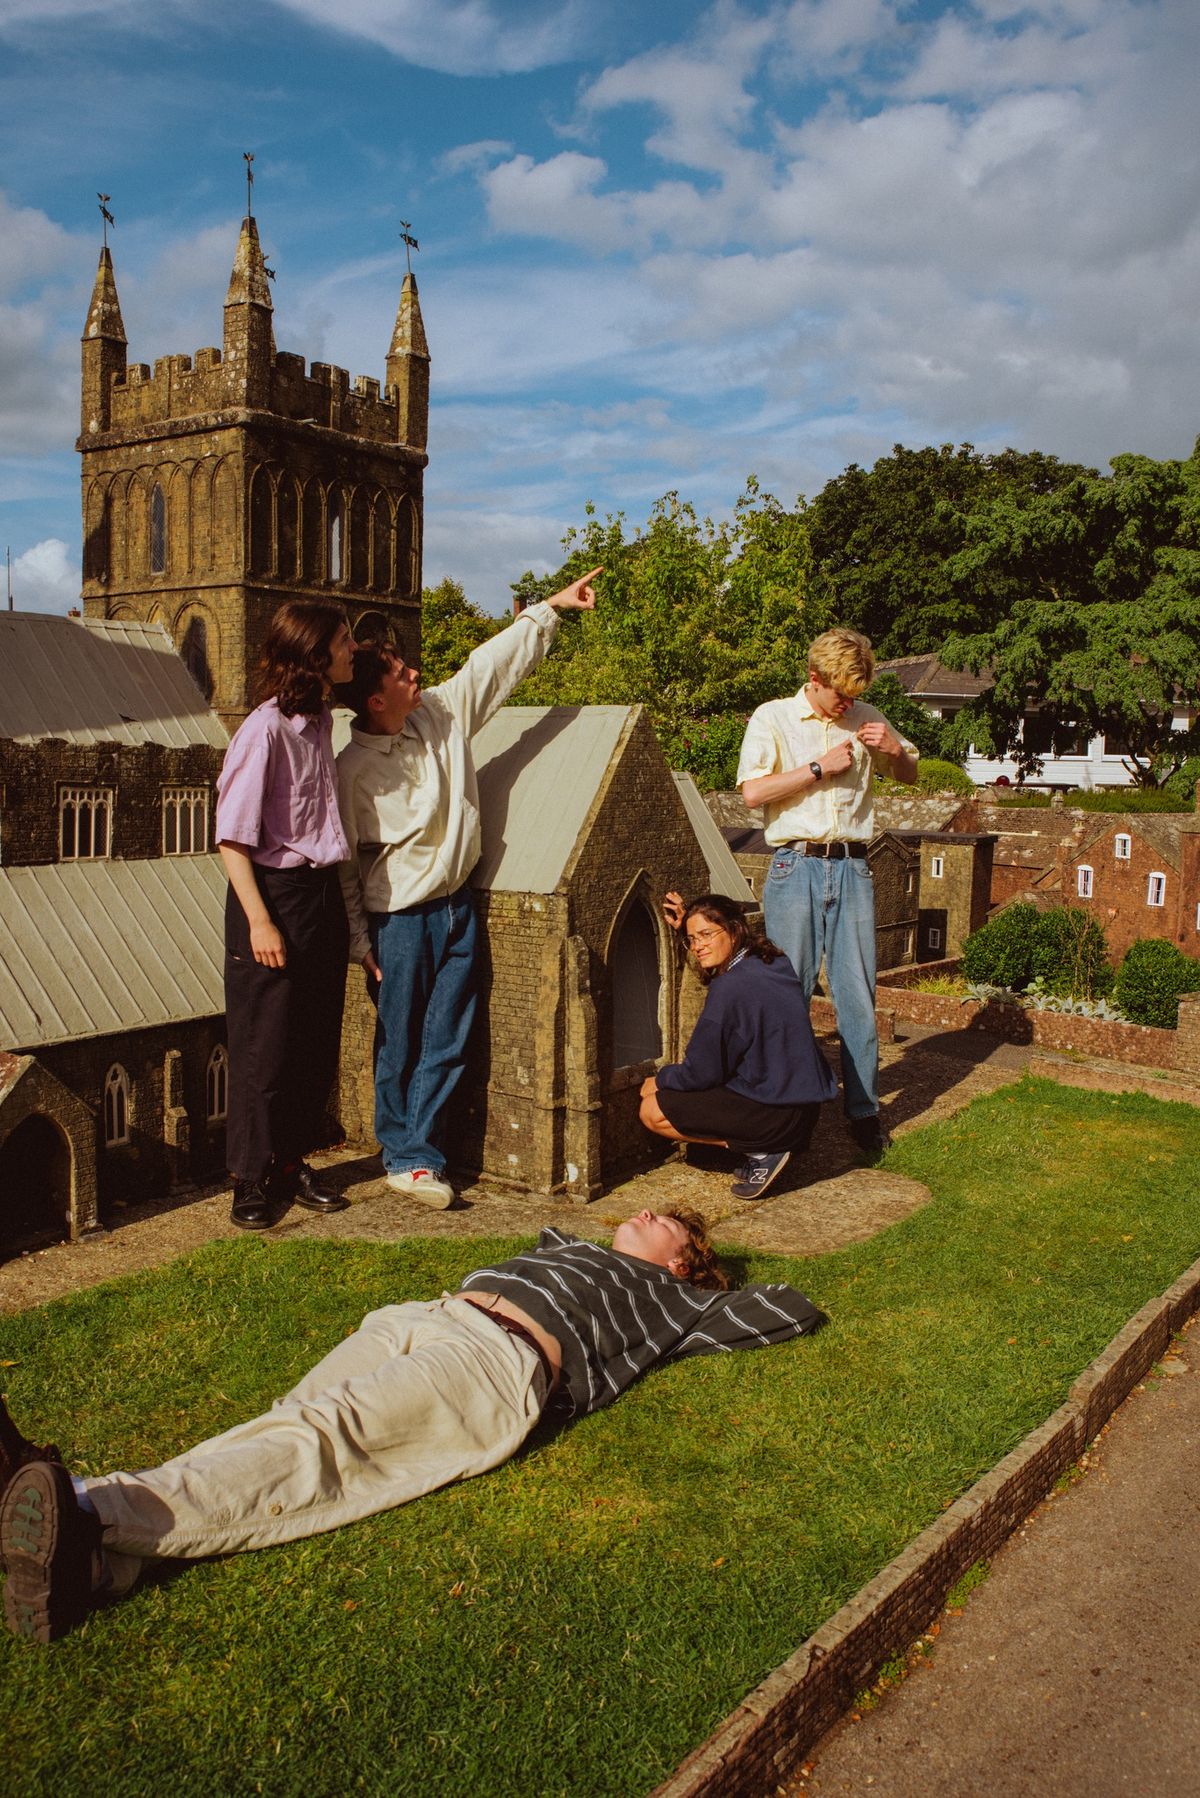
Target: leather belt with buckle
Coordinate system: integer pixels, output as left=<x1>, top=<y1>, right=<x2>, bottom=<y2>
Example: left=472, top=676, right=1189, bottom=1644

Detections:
left=802, top=841, right=868, bottom=860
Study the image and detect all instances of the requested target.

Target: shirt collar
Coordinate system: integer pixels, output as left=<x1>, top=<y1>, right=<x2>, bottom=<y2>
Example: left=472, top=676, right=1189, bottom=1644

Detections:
left=349, top=724, right=401, bottom=753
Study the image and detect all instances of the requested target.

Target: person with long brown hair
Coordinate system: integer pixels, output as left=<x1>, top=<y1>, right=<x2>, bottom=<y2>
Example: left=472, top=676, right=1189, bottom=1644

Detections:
left=215, top=600, right=357, bottom=1229
left=640, top=892, right=837, bottom=1199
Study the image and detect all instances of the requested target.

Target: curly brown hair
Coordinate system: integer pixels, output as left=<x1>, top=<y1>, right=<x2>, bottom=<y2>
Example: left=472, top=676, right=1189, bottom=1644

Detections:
left=681, top=894, right=781, bottom=986
left=665, top=1207, right=729, bottom=1290
left=255, top=601, right=348, bottom=717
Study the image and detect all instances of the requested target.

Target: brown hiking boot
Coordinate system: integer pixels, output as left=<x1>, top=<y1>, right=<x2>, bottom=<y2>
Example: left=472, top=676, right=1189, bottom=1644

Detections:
left=1, top=1461, right=98, bottom=1644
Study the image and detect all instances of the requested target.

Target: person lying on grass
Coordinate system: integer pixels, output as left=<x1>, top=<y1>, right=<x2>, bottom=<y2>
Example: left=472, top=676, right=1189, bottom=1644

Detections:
left=0, top=1208, right=826, bottom=1644
left=640, top=893, right=837, bottom=1201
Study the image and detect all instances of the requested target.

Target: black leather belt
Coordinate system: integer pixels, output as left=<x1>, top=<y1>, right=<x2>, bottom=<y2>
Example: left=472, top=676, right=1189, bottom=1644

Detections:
left=464, top=1300, right=558, bottom=1392
left=802, top=840, right=868, bottom=860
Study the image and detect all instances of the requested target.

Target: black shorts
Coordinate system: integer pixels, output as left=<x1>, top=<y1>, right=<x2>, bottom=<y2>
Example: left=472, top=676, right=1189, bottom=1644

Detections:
left=655, top=1086, right=819, bottom=1154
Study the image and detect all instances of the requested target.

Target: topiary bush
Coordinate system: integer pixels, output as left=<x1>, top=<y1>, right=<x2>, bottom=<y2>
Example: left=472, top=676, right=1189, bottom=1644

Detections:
left=1113, top=939, right=1200, bottom=1028
left=914, top=758, right=976, bottom=797
left=1030, top=907, right=1113, bottom=999
left=961, top=903, right=1042, bottom=991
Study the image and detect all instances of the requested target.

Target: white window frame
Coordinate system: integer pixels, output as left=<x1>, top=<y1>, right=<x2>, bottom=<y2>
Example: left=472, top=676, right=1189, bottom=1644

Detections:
left=930, top=855, right=945, bottom=880
left=206, top=1045, right=229, bottom=1123
left=162, top=785, right=210, bottom=855
left=1077, top=865, right=1093, bottom=898
left=59, top=785, right=113, bottom=860
left=927, top=926, right=942, bottom=950
left=1147, top=871, right=1167, bottom=908
left=905, top=869, right=917, bottom=894
left=1195, top=901, right=1200, bottom=933
left=103, top=1063, right=131, bottom=1147
left=1114, top=833, right=1131, bottom=861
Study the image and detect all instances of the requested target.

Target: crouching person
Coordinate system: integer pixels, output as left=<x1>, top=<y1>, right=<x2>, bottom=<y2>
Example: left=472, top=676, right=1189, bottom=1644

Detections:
left=640, top=892, right=837, bottom=1199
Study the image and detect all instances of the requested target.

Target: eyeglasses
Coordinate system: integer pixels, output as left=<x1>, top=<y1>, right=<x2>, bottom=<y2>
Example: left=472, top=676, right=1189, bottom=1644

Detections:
left=687, top=926, right=727, bottom=948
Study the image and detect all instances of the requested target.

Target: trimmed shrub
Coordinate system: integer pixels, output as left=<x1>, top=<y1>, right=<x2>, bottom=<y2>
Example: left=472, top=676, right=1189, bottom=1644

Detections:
left=962, top=904, right=1112, bottom=1000
left=1076, top=789, right=1190, bottom=814
left=914, top=758, right=975, bottom=797
left=1030, top=907, right=1113, bottom=999
left=1114, top=939, right=1200, bottom=1028
left=961, top=903, right=1041, bottom=991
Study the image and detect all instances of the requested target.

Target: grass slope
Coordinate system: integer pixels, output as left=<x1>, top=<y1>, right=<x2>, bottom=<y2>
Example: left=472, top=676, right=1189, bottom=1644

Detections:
left=1, top=1078, right=1198, bottom=1796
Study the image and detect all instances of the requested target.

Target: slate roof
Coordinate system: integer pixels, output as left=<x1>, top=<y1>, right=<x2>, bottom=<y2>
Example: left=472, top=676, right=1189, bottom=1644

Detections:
left=671, top=774, right=756, bottom=903
left=471, top=706, right=639, bottom=894
left=0, top=856, right=226, bottom=1049
left=1072, top=813, right=1200, bottom=868
left=0, top=611, right=227, bottom=750
left=876, top=654, right=991, bottom=701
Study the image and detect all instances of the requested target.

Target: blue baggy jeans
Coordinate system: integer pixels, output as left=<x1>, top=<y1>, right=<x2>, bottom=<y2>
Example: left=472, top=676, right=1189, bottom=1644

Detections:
left=368, top=885, right=479, bottom=1176
left=762, top=848, right=879, bottom=1120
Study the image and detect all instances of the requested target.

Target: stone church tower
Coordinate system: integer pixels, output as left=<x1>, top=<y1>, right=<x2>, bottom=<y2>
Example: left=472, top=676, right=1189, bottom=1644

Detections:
left=79, top=215, right=429, bottom=731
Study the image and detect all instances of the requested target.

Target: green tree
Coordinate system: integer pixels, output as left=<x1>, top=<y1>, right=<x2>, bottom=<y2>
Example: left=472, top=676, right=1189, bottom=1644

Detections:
left=807, top=443, right=1090, bottom=657
left=419, top=577, right=502, bottom=686
left=940, top=445, right=1200, bottom=785
left=861, top=670, right=950, bottom=761
left=510, top=481, right=824, bottom=788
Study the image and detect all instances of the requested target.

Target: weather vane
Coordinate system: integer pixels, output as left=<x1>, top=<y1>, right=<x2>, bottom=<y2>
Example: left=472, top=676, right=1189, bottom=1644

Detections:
left=400, top=219, right=420, bottom=276
left=97, top=192, right=114, bottom=249
left=243, top=151, right=255, bottom=217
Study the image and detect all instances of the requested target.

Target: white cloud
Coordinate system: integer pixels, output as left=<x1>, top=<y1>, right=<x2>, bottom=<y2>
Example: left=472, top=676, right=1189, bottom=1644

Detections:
left=0, top=190, right=79, bottom=298
left=439, top=139, right=515, bottom=176
left=8, top=538, right=78, bottom=614
left=272, top=0, right=589, bottom=75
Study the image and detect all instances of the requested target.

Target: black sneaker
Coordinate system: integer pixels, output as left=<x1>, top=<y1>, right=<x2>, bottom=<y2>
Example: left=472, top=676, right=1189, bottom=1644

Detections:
left=730, top=1149, right=790, bottom=1200
left=1, top=1460, right=97, bottom=1643
left=847, top=1115, right=890, bottom=1160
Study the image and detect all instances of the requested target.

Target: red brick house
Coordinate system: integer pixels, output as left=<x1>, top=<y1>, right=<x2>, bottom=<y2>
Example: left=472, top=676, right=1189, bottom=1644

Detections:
left=1052, top=816, right=1200, bottom=961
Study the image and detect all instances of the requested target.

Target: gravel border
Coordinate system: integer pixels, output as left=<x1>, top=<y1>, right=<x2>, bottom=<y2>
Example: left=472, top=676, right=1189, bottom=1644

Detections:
left=652, top=1251, right=1200, bottom=1798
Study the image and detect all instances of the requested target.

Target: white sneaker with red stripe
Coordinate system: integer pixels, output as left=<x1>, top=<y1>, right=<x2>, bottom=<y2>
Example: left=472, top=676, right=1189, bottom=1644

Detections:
left=385, top=1168, right=455, bottom=1208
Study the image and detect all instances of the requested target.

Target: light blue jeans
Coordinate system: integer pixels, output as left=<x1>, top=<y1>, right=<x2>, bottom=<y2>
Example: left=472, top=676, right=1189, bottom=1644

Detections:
left=762, top=848, right=879, bottom=1120
left=368, top=886, right=479, bottom=1176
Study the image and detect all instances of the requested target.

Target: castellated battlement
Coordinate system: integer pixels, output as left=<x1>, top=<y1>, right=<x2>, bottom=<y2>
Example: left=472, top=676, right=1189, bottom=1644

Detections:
left=105, top=342, right=402, bottom=444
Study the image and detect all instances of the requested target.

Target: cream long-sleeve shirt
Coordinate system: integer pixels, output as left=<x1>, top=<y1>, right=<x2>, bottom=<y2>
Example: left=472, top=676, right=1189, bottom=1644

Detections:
left=736, top=686, right=917, bottom=846
left=336, top=601, right=559, bottom=961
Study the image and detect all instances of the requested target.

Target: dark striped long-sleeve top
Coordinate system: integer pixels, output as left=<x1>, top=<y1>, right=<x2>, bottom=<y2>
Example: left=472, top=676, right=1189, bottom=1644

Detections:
left=457, top=1228, right=827, bottom=1417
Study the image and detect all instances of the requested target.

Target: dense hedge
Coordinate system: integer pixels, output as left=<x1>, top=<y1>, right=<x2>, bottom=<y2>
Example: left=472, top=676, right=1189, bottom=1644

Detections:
left=1113, top=939, right=1200, bottom=1028
left=961, top=904, right=1111, bottom=999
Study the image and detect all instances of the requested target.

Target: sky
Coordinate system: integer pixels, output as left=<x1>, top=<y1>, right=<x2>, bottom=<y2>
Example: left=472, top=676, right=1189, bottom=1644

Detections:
left=2, top=0, right=1199, bottom=615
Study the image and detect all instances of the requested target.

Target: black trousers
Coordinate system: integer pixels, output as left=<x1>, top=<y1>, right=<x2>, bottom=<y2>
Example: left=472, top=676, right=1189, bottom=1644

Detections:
left=223, top=864, right=349, bottom=1184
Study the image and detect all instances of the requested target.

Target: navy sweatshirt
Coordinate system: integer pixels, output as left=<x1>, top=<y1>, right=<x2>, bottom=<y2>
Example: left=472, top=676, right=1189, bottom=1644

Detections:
left=655, top=953, right=837, bottom=1106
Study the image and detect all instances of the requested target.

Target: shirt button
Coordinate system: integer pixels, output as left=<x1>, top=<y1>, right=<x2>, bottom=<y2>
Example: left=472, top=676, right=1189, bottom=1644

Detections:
left=269, top=1502, right=283, bottom=1515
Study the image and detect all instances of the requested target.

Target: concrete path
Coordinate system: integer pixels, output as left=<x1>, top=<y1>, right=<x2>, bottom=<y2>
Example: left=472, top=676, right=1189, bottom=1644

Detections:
left=795, top=1315, right=1200, bottom=1797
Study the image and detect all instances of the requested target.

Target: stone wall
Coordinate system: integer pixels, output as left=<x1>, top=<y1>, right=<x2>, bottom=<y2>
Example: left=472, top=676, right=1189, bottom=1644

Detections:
left=36, top=1017, right=227, bottom=1213
left=0, top=739, right=223, bottom=865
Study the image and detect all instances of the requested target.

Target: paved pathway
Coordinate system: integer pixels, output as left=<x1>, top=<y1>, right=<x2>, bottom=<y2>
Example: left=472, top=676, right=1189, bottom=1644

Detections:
left=795, top=1317, right=1200, bottom=1797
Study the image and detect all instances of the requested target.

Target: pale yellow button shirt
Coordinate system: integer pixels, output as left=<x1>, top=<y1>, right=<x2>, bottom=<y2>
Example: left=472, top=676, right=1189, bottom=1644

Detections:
left=736, top=687, right=917, bottom=846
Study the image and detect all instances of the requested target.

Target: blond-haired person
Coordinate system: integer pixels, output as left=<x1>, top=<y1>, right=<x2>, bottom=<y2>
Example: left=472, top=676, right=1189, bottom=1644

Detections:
left=737, top=628, right=917, bottom=1156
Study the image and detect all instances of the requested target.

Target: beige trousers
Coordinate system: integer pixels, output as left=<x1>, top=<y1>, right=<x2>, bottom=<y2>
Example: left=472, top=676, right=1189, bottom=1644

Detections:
left=85, top=1297, right=546, bottom=1586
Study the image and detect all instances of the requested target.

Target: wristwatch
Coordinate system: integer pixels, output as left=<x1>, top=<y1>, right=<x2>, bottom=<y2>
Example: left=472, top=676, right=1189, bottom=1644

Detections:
left=809, top=761, right=823, bottom=782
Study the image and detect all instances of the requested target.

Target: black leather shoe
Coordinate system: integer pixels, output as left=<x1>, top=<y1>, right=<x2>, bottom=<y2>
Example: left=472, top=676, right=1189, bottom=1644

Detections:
left=847, top=1115, right=890, bottom=1161
left=230, top=1180, right=274, bottom=1230
left=0, top=1397, right=62, bottom=1503
left=289, top=1162, right=349, bottom=1214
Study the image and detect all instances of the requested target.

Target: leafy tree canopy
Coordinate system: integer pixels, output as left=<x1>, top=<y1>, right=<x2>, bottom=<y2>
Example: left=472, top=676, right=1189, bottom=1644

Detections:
left=419, top=576, right=502, bottom=686
left=940, top=444, right=1200, bottom=784
left=807, top=443, right=1091, bottom=658
left=509, top=480, right=824, bottom=787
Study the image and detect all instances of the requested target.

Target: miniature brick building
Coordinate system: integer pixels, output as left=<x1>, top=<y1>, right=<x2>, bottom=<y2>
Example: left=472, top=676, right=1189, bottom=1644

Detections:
left=0, top=612, right=231, bottom=1253
left=1051, top=815, right=1200, bottom=961
left=336, top=706, right=754, bottom=1199
left=78, top=218, right=429, bottom=731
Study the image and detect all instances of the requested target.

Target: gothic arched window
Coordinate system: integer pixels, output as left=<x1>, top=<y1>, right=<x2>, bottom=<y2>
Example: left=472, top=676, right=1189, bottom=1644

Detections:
left=206, top=1045, right=229, bottom=1123
left=611, top=903, right=663, bottom=1068
left=328, top=494, right=343, bottom=583
left=150, top=483, right=166, bottom=575
left=103, top=1064, right=131, bottom=1147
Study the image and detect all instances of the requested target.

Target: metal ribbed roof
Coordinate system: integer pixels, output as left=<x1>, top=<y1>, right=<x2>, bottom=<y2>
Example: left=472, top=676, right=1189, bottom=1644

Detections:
left=471, top=706, right=635, bottom=893
left=0, top=612, right=227, bottom=749
left=671, top=773, right=756, bottom=903
left=0, top=857, right=226, bottom=1049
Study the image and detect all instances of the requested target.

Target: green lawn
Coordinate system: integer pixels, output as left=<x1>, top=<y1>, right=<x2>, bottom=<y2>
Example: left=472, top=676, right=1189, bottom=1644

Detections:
left=2, top=1078, right=1198, bottom=1796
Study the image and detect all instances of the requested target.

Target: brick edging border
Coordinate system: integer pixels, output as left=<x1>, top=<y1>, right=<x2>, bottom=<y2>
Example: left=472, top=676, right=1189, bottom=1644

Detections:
left=651, top=1252, right=1200, bottom=1798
